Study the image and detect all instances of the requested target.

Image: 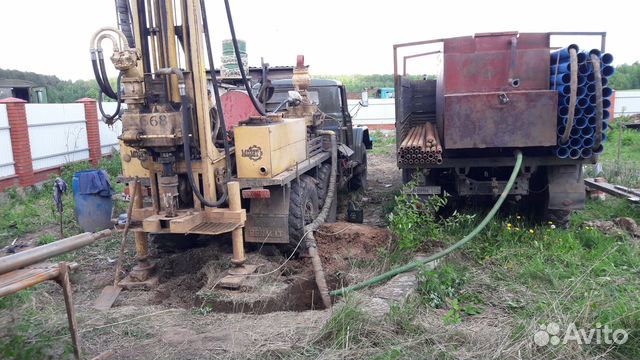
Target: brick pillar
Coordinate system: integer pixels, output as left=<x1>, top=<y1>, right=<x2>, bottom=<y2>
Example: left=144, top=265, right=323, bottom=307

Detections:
left=76, top=98, right=101, bottom=166
left=0, top=97, right=34, bottom=187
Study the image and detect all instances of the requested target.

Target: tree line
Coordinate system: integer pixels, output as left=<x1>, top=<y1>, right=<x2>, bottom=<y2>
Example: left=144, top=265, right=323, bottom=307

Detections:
left=0, top=68, right=103, bottom=103
left=2, top=62, right=639, bottom=103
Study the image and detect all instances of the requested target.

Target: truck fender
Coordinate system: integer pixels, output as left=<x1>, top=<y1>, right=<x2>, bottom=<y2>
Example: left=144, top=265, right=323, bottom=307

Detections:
left=351, top=126, right=372, bottom=163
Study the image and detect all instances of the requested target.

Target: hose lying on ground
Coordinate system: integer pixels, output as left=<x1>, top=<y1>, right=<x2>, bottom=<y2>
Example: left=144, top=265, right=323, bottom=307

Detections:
left=330, top=150, right=524, bottom=298
left=305, top=130, right=337, bottom=308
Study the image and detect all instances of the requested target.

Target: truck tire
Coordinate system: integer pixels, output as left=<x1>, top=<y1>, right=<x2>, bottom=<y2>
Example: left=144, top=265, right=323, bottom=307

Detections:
left=288, top=176, right=319, bottom=252
left=316, top=163, right=331, bottom=208
left=348, top=149, right=368, bottom=191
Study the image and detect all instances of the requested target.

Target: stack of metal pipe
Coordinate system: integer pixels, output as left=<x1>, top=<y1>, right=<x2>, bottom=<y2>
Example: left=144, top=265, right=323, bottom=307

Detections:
left=398, top=123, right=443, bottom=165
left=551, top=45, right=615, bottom=159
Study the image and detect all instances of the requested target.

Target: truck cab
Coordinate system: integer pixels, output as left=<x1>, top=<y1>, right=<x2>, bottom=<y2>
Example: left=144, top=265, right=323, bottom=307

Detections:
left=265, top=79, right=372, bottom=190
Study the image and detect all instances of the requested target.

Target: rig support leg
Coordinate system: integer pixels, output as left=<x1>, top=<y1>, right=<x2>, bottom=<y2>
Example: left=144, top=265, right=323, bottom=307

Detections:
left=129, top=230, right=154, bottom=281
left=129, top=181, right=154, bottom=281
left=228, top=181, right=246, bottom=266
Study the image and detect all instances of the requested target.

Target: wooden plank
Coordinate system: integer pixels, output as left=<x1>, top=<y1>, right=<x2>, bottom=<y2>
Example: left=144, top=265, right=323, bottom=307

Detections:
left=131, top=207, right=156, bottom=222
left=169, top=212, right=203, bottom=233
left=584, top=178, right=640, bottom=203
left=205, top=209, right=246, bottom=224
left=142, top=215, right=162, bottom=233
left=217, top=265, right=258, bottom=290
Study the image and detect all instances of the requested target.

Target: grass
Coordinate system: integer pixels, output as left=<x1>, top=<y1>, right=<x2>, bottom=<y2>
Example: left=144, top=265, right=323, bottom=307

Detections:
left=586, top=119, right=640, bottom=187
left=0, top=289, right=75, bottom=359
left=312, top=196, right=640, bottom=359
left=369, top=130, right=396, bottom=155
left=0, top=153, right=123, bottom=247
left=0, top=153, right=123, bottom=360
left=314, top=120, right=640, bottom=359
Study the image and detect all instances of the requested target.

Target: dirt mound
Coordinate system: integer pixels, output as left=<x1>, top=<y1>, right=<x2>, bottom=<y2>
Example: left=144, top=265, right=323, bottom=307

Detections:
left=315, top=222, right=391, bottom=274
left=584, top=217, right=640, bottom=239
left=121, top=223, right=391, bottom=313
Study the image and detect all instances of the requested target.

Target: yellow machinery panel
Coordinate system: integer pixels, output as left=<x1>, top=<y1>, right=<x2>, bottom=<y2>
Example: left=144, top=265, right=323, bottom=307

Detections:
left=235, top=118, right=307, bottom=179
left=120, top=141, right=150, bottom=179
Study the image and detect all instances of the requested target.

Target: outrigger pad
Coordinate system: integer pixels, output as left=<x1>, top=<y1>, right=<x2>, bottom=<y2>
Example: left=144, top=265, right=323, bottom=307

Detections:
left=217, top=265, right=259, bottom=291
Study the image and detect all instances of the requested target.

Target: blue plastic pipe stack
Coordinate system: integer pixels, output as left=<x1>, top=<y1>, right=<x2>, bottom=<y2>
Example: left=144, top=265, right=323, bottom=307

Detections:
left=550, top=45, right=615, bottom=159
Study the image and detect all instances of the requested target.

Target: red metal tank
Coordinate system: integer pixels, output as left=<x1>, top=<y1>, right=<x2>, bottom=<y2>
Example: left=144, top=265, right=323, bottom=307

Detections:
left=439, top=32, right=558, bottom=149
left=220, top=91, right=260, bottom=130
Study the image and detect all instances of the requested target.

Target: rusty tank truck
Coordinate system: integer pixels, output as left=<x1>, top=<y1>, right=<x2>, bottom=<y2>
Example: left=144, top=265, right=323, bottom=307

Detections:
left=394, top=32, right=612, bottom=225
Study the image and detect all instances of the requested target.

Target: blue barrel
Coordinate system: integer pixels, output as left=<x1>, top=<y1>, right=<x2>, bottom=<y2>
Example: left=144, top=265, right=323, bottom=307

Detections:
left=73, top=170, right=113, bottom=232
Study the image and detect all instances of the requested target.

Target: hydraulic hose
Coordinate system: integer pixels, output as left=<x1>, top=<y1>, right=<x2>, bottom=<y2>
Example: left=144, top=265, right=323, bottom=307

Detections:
left=223, top=0, right=267, bottom=116
left=91, top=51, right=113, bottom=99
left=561, top=49, right=578, bottom=145
left=98, top=56, right=118, bottom=99
left=156, top=67, right=227, bottom=207
left=200, top=0, right=232, bottom=184
left=591, top=54, right=604, bottom=150
left=330, top=150, right=524, bottom=297
left=98, top=72, right=124, bottom=125
left=210, top=108, right=220, bottom=143
left=305, top=130, right=337, bottom=308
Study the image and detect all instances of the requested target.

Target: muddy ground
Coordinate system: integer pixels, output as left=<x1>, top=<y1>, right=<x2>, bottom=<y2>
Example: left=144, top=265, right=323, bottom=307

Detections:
left=0, top=149, right=401, bottom=359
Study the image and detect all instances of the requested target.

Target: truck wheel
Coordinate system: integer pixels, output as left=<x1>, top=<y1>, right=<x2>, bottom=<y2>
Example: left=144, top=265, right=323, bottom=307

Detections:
left=288, top=176, right=319, bottom=252
left=348, top=149, right=368, bottom=191
left=316, top=163, right=331, bottom=208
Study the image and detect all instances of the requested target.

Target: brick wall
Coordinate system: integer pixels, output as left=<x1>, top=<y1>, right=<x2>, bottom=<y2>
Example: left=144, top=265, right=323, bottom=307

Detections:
left=0, top=98, right=110, bottom=191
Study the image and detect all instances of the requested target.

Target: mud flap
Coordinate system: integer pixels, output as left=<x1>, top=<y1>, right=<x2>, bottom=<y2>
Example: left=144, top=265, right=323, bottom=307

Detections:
left=547, top=164, right=585, bottom=210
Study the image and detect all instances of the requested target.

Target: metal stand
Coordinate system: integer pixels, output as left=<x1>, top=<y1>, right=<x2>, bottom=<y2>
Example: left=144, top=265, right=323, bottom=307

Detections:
left=56, top=262, right=81, bottom=360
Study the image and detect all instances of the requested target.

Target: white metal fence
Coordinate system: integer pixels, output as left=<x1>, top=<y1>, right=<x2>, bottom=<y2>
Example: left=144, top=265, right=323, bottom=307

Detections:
left=26, top=104, right=89, bottom=170
left=615, top=90, right=640, bottom=116
left=0, top=104, right=15, bottom=178
left=98, top=102, right=122, bottom=155
left=348, top=99, right=395, bottom=126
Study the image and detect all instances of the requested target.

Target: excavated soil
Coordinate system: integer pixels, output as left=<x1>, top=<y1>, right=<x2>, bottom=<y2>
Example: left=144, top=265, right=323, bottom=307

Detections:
left=114, top=223, right=390, bottom=314
left=315, top=222, right=392, bottom=274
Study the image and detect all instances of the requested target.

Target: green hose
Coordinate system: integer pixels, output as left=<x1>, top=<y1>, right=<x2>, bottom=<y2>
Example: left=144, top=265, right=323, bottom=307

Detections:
left=330, top=150, right=523, bottom=297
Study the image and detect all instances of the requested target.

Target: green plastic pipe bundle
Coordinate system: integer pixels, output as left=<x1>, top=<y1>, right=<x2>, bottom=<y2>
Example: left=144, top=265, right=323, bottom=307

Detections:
left=330, top=151, right=523, bottom=297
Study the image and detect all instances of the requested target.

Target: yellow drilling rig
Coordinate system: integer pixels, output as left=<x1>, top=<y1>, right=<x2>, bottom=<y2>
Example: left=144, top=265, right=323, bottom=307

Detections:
left=89, top=0, right=371, bottom=297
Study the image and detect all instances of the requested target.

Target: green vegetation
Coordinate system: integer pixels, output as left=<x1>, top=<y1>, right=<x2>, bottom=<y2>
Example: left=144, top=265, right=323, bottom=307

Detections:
left=369, top=130, right=396, bottom=155
left=2, top=61, right=637, bottom=104
left=314, top=195, right=640, bottom=358
left=585, top=118, right=640, bottom=187
left=0, top=68, right=111, bottom=103
left=608, top=62, right=640, bottom=90
left=0, top=153, right=122, bottom=247
left=600, top=119, right=640, bottom=163
left=316, top=74, right=428, bottom=93
left=320, top=62, right=640, bottom=93
left=0, top=153, right=123, bottom=360
left=0, top=289, right=74, bottom=359
left=317, top=124, right=640, bottom=358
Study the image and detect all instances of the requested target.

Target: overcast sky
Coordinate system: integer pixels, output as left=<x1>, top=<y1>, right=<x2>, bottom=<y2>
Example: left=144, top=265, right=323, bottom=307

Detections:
left=1, top=0, right=637, bottom=81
